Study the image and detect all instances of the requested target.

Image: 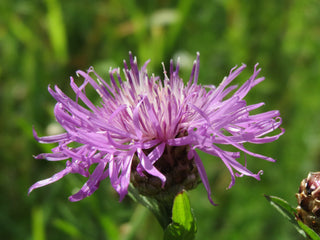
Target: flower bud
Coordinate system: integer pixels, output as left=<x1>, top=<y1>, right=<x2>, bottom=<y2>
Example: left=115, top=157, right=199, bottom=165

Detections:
left=130, top=144, right=200, bottom=203
left=296, top=172, right=320, bottom=234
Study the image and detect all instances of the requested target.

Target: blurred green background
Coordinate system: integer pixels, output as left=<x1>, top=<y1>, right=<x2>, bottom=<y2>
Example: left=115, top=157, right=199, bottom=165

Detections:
left=1, top=0, right=320, bottom=239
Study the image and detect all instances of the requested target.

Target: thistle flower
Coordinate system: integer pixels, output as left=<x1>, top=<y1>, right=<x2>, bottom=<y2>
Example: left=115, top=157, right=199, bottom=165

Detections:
left=29, top=52, right=284, bottom=204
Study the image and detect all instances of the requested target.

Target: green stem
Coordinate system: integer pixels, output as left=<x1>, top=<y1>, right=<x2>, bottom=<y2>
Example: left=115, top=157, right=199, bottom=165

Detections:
left=128, top=184, right=173, bottom=229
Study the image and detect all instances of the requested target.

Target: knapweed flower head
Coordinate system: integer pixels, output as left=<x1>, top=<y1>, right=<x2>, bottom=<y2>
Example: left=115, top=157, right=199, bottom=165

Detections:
left=29, top=52, right=284, bottom=205
left=296, top=172, right=320, bottom=233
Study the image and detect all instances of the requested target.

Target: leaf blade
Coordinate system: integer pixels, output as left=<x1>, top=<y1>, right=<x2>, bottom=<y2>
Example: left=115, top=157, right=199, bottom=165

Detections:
left=298, top=221, right=320, bottom=240
left=265, top=195, right=297, bottom=222
left=164, top=191, right=196, bottom=240
left=265, top=195, right=306, bottom=237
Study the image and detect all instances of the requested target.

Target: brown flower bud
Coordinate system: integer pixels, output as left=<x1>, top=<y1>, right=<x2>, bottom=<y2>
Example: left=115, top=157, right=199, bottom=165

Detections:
left=130, top=144, right=200, bottom=203
left=296, top=172, right=320, bottom=234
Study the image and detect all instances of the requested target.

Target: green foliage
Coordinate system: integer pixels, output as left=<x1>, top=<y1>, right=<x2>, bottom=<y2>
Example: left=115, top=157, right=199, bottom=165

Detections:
left=32, top=206, right=46, bottom=240
left=1, top=0, right=320, bottom=239
left=265, top=195, right=306, bottom=237
left=164, top=191, right=196, bottom=240
left=298, top=221, right=320, bottom=240
left=128, top=184, right=172, bottom=229
left=265, top=195, right=320, bottom=239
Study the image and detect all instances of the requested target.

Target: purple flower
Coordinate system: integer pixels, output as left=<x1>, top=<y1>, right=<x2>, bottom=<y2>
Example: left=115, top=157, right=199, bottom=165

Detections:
left=29, top=52, right=284, bottom=204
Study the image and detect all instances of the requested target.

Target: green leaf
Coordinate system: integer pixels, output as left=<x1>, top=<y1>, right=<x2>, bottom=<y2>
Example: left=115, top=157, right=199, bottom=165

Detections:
left=298, top=221, right=320, bottom=240
left=171, top=191, right=194, bottom=228
left=265, top=195, right=297, bottom=222
left=163, top=191, right=197, bottom=240
left=265, top=195, right=306, bottom=237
